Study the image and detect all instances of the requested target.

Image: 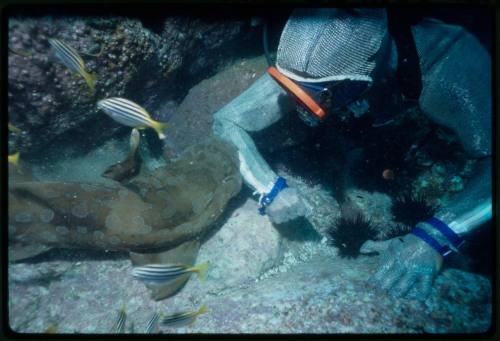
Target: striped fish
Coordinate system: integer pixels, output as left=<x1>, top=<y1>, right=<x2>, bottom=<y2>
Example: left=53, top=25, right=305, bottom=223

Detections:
left=49, top=38, right=96, bottom=91
left=8, top=123, right=21, bottom=134
left=97, top=98, right=167, bottom=140
left=160, top=304, right=208, bottom=328
left=131, top=261, right=209, bottom=284
left=9, top=46, right=32, bottom=58
left=146, top=311, right=161, bottom=334
left=113, top=304, right=127, bottom=333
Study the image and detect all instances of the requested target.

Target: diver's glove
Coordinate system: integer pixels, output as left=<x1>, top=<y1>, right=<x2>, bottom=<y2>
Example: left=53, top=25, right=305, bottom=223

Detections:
left=360, top=217, right=465, bottom=299
left=258, top=177, right=308, bottom=224
left=360, top=233, right=443, bottom=299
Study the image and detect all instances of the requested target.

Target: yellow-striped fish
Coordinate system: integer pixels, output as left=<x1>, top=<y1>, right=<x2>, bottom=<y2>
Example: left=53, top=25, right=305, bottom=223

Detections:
left=131, top=261, right=209, bottom=284
left=146, top=311, right=161, bottom=333
left=49, top=38, right=96, bottom=91
left=8, top=152, right=20, bottom=166
left=160, top=304, right=208, bottom=328
left=97, top=98, right=167, bottom=140
left=8, top=123, right=21, bottom=134
left=113, top=304, right=127, bottom=333
left=9, top=46, right=32, bottom=58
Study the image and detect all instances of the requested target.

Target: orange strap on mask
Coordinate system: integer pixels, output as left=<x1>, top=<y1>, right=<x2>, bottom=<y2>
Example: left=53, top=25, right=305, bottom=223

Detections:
left=267, top=66, right=326, bottom=120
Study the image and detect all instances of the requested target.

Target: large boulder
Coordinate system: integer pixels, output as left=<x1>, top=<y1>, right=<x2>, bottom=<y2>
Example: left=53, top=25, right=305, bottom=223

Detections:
left=163, top=55, right=269, bottom=158
left=196, top=198, right=283, bottom=292
left=8, top=15, right=259, bottom=157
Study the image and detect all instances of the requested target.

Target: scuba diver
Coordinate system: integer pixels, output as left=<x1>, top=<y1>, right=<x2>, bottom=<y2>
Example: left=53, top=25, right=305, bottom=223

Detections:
left=212, top=8, right=491, bottom=299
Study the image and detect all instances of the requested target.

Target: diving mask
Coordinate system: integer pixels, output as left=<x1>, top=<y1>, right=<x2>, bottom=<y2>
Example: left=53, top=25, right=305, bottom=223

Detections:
left=268, top=66, right=328, bottom=127
left=268, top=66, right=371, bottom=127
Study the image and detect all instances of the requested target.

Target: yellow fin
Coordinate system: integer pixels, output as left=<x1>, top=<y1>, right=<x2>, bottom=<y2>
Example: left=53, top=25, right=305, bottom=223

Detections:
left=82, top=70, right=96, bottom=91
left=152, top=121, right=167, bottom=140
left=43, top=326, right=58, bottom=334
left=8, top=123, right=21, bottom=134
left=196, top=304, right=208, bottom=315
left=8, top=152, right=20, bottom=167
left=190, top=261, right=209, bottom=282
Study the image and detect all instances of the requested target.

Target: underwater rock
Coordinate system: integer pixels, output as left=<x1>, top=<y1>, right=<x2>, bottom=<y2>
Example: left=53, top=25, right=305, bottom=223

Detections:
left=8, top=16, right=258, bottom=157
left=9, top=138, right=242, bottom=298
left=447, top=175, right=464, bottom=192
left=273, top=170, right=340, bottom=239
left=196, top=198, right=282, bottom=291
left=158, top=16, right=255, bottom=86
left=163, top=55, right=268, bottom=158
left=343, top=189, right=397, bottom=240
left=8, top=17, right=156, bottom=155
left=8, top=245, right=492, bottom=333
left=154, top=251, right=491, bottom=333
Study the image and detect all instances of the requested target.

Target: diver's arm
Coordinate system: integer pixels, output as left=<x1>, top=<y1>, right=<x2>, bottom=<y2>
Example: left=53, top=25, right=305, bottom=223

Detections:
left=360, top=157, right=492, bottom=299
left=414, top=19, right=492, bottom=242
left=411, top=156, right=491, bottom=255
left=361, top=21, right=492, bottom=299
left=213, top=73, right=287, bottom=195
left=434, top=157, right=492, bottom=235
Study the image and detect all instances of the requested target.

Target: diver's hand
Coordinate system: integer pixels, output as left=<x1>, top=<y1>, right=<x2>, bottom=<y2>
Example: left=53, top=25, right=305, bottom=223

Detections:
left=360, top=233, right=443, bottom=299
left=266, top=187, right=309, bottom=224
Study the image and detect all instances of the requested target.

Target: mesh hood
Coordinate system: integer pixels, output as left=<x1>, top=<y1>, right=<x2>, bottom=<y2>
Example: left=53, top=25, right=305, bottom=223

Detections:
left=276, top=8, right=389, bottom=83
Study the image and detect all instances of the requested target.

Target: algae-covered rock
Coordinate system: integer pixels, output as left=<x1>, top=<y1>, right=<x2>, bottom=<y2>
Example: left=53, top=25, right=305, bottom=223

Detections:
left=163, top=55, right=269, bottom=158
left=8, top=17, right=158, bottom=155
left=8, top=15, right=258, bottom=157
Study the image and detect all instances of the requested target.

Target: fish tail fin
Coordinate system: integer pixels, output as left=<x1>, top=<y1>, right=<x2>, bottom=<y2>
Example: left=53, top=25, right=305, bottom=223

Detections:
left=82, top=71, right=96, bottom=91
left=8, top=123, right=21, bottom=134
left=197, top=304, right=208, bottom=315
left=152, top=121, right=167, bottom=140
left=193, top=261, right=209, bottom=282
left=9, top=152, right=20, bottom=166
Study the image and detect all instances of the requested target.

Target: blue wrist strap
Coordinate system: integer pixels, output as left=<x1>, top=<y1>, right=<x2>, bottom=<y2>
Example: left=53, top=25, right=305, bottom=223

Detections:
left=411, top=227, right=452, bottom=257
left=258, top=177, right=288, bottom=215
left=297, top=81, right=326, bottom=91
left=426, top=217, right=465, bottom=249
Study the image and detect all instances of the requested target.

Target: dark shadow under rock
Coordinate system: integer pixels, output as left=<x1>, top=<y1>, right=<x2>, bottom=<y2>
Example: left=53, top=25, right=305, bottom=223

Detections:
left=272, top=217, right=323, bottom=243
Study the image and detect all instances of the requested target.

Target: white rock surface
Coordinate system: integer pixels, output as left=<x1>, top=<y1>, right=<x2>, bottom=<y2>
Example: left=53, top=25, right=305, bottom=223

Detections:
left=197, top=198, right=283, bottom=291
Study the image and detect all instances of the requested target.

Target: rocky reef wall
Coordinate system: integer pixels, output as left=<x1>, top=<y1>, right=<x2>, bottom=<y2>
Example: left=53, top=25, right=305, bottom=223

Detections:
left=8, top=14, right=261, bottom=157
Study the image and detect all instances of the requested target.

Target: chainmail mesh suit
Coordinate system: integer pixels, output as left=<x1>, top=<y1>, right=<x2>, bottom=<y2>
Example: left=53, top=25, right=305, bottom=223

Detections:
left=213, top=8, right=491, bottom=298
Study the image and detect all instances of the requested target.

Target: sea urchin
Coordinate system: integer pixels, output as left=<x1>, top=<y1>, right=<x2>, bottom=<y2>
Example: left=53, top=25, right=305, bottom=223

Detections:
left=391, top=192, right=437, bottom=228
left=327, top=214, right=377, bottom=258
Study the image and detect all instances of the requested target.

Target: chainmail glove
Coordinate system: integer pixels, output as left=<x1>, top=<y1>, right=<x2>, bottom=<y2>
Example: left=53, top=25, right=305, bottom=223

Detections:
left=360, top=233, right=443, bottom=299
left=265, top=187, right=309, bottom=224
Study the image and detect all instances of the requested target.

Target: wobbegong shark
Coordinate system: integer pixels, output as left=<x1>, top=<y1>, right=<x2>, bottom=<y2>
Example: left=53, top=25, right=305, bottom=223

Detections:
left=8, top=136, right=242, bottom=300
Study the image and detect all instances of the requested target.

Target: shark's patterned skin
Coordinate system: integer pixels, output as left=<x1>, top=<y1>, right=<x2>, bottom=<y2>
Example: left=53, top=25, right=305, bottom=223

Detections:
left=8, top=138, right=242, bottom=300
